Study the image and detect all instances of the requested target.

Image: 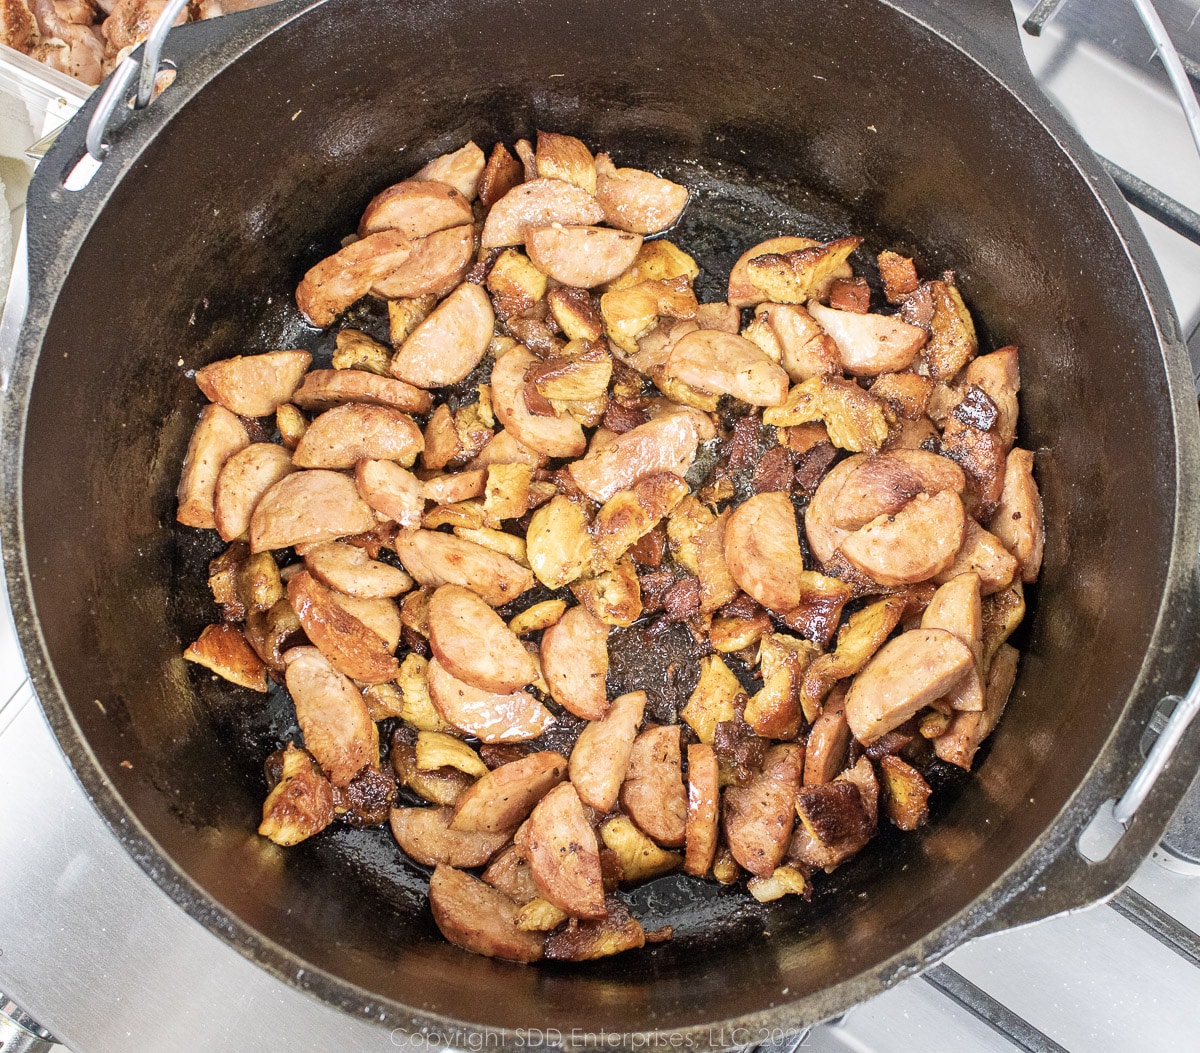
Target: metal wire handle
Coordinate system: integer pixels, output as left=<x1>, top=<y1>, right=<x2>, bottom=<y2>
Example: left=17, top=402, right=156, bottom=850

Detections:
left=84, top=0, right=190, bottom=161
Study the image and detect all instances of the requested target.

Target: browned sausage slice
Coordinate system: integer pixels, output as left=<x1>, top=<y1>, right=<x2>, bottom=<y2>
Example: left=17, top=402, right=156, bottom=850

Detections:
left=249, top=469, right=376, bottom=552
left=368, top=225, right=475, bottom=300
left=665, top=329, right=790, bottom=407
left=526, top=225, right=643, bottom=288
left=515, top=782, right=606, bottom=919
left=988, top=448, right=1043, bottom=583
left=213, top=442, right=294, bottom=542
left=429, top=864, right=545, bottom=963
left=296, top=229, right=414, bottom=328
left=391, top=283, right=495, bottom=389
left=683, top=742, right=720, bottom=877
left=291, top=369, right=432, bottom=415
left=303, top=541, right=413, bottom=599
left=567, top=414, right=707, bottom=503
left=354, top=459, right=425, bottom=529
left=426, top=656, right=555, bottom=742
left=838, top=490, right=966, bottom=587
left=804, top=454, right=866, bottom=564
left=568, top=691, right=646, bottom=813
left=177, top=404, right=250, bottom=529
left=722, top=744, right=803, bottom=877
left=393, top=529, right=534, bottom=607
left=412, top=141, right=487, bottom=200
left=195, top=350, right=312, bottom=417
left=594, top=155, right=689, bottom=235
left=723, top=493, right=807, bottom=613
left=620, top=725, right=686, bottom=847
left=844, top=627, right=975, bottom=743
left=807, top=301, right=927, bottom=376
left=480, top=177, right=605, bottom=248
left=283, top=646, right=378, bottom=786
left=428, top=584, right=539, bottom=693
left=540, top=604, right=610, bottom=720
left=389, top=806, right=509, bottom=867
left=292, top=403, right=423, bottom=469
left=287, top=571, right=400, bottom=684
left=358, top=179, right=473, bottom=239
left=490, top=344, right=587, bottom=458
left=451, top=751, right=568, bottom=833
left=831, top=449, right=965, bottom=530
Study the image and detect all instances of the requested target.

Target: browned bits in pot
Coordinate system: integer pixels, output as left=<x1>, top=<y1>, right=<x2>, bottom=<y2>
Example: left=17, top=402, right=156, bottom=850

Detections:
left=175, top=131, right=1041, bottom=964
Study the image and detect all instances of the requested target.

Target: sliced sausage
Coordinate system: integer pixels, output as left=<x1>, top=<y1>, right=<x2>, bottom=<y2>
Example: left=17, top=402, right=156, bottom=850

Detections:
left=213, top=442, right=294, bottom=542
left=177, top=404, right=250, bottom=529
left=287, top=571, right=400, bottom=684
left=292, top=403, right=422, bottom=469
left=451, top=751, right=568, bottom=833
left=195, top=350, right=311, bottom=417
left=490, top=344, right=587, bottom=458
left=756, top=302, right=840, bottom=382
left=391, top=283, right=495, bottom=389
left=428, top=864, right=545, bottom=963
left=839, top=490, right=966, bottom=587
left=358, top=179, right=474, bottom=239
left=722, top=744, right=803, bottom=877
left=412, top=141, right=487, bottom=201
left=283, top=646, right=378, bottom=786
left=567, top=414, right=707, bottom=503
left=803, top=684, right=851, bottom=786
left=921, top=572, right=984, bottom=711
left=723, top=492, right=807, bottom=613
left=568, top=691, right=646, bottom=813
left=934, top=518, right=1020, bottom=596
left=594, top=155, right=689, bottom=235
left=620, top=725, right=687, bottom=847
left=480, top=177, right=605, bottom=248
left=831, top=449, right=965, bottom=531
left=426, top=656, right=555, bottom=742
left=368, top=224, right=475, bottom=300
left=389, top=806, right=510, bottom=867
left=665, top=329, right=790, bottom=407
left=988, top=448, right=1043, bottom=584
left=428, top=584, right=538, bottom=693
left=541, top=605, right=610, bottom=720
left=354, top=459, right=425, bottom=529
left=806, top=301, right=927, bottom=376
left=803, top=454, right=865, bottom=564
left=683, top=742, right=720, bottom=877
left=515, top=782, right=606, bottom=919
left=249, top=469, right=376, bottom=552
left=296, top=229, right=415, bottom=328
left=844, top=627, right=976, bottom=744
left=393, top=529, right=534, bottom=607
left=291, top=369, right=432, bottom=415
left=303, top=541, right=413, bottom=598
left=526, top=225, right=643, bottom=288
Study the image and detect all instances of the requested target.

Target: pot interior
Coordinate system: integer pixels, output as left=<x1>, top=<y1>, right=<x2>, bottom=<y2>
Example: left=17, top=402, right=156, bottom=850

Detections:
left=12, top=0, right=1184, bottom=1035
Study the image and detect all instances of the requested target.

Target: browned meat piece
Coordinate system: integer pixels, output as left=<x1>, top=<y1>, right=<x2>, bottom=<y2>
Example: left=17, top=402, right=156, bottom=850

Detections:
left=964, top=347, right=1021, bottom=450
left=183, top=622, right=268, bottom=692
left=244, top=599, right=304, bottom=674
left=213, top=442, right=294, bottom=542
left=807, top=301, right=926, bottom=376
left=516, top=782, right=607, bottom=919
left=548, top=285, right=605, bottom=342
left=831, top=449, right=965, bottom=531
left=844, top=627, right=975, bottom=744
left=839, top=490, right=966, bottom=587
left=389, top=806, right=509, bottom=867
left=745, top=237, right=862, bottom=305
left=695, top=301, right=741, bottom=333
left=869, top=372, right=933, bottom=421
left=482, top=845, right=541, bottom=905
left=1, top=0, right=36, bottom=53
left=921, top=572, right=984, bottom=711
left=752, top=445, right=796, bottom=495
left=764, top=375, right=889, bottom=454
left=795, top=780, right=872, bottom=845
left=568, top=690, right=646, bottom=812
left=541, top=604, right=610, bottom=720
left=661, top=576, right=701, bottom=622
left=335, top=766, right=398, bottom=828
left=358, top=180, right=473, bottom=238
left=282, top=646, right=378, bottom=786
left=788, top=757, right=878, bottom=872
left=756, top=302, right=841, bottom=382
left=989, top=448, right=1043, bottom=583
left=923, top=279, right=978, bottom=380
left=794, top=441, right=840, bottom=495
left=176, top=404, right=250, bottom=529
left=428, top=584, right=538, bottom=693
left=480, top=177, right=605, bottom=248
left=728, top=237, right=831, bottom=308
left=477, top=143, right=524, bottom=207
left=601, top=276, right=699, bottom=354
left=303, top=541, right=412, bottom=599
left=683, top=742, right=720, bottom=877
left=258, top=745, right=336, bottom=846
left=591, top=471, right=689, bottom=569
left=429, top=864, right=545, bottom=962
left=450, top=751, right=567, bottom=833
left=778, top=571, right=853, bottom=649
left=545, top=897, right=650, bottom=961
left=828, top=276, right=871, bottom=313
left=723, top=492, right=807, bottom=613
left=951, top=384, right=999, bottom=431
left=368, top=225, right=475, bottom=301
left=934, top=642, right=1019, bottom=769
left=878, top=755, right=932, bottom=831
left=393, top=529, right=533, bottom=606
left=744, top=634, right=817, bottom=740
left=295, top=230, right=416, bottom=328
left=391, top=282, right=495, bottom=389
left=804, top=684, right=851, bottom=786
left=412, top=141, right=486, bottom=200
left=940, top=415, right=1006, bottom=521
left=491, top=345, right=587, bottom=459
left=195, top=350, right=311, bottom=418
left=354, top=459, right=424, bottom=528
left=535, top=131, right=596, bottom=193
left=877, top=250, right=919, bottom=303
left=594, top=153, right=689, bottom=234
left=722, top=744, right=803, bottom=877
left=292, top=403, right=422, bottom=469
left=620, top=724, right=687, bottom=847
left=390, top=739, right=474, bottom=806
left=426, top=656, right=555, bottom=742
left=526, top=225, right=643, bottom=288
left=291, top=368, right=431, bottom=415
left=664, top=329, right=790, bottom=406
left=567, top=412, right=711, bottom=502
left=420, top=468, right=488, bottom=506
left=934, top=519, right=1019, bottom=595
left=287, top=571, right=399, bottom=684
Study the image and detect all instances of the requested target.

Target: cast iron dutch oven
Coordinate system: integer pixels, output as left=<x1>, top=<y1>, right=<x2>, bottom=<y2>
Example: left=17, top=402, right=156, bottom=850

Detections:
left=4, top=0, right=1200, bottom=1044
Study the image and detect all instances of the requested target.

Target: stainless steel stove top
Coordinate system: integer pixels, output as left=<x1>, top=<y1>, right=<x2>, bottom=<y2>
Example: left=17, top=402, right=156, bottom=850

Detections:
left=3, top=2, right=1200, bottom=1051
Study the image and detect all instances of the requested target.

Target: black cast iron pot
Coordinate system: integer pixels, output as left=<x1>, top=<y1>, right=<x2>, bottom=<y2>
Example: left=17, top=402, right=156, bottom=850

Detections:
left=4, top=0, right=1200, bottom=1045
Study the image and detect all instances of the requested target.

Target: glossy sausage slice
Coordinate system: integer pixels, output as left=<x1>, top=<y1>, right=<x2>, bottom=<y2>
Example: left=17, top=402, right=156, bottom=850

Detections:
left=839, top=490, right=966, bottom=587
left=451, top=751, right=568, bottom=833
left=292, top=403, right=423, bottom=469
left=491, top=345, right=587, bottom=459
left=620, top=725, right=686, bottom=847
left=393, top=529, right=534, bottom=607
left=480, top=177, right=605, bottom=248
left=249, top=469, right=376, bottom=552
left=391, top=283, right=495, bottom=389
left=515, top=782, right=606, bottom=919
left=526, top=225, right=643, bottom=288
left=428, top=584, right=539, bottom=693
left=426, top=656, right=555, bottom=742
left=665, top=330, right=789, bottom=407
left=568, top=691, right=646, bottom=813
left=177, top=404, right=250, bottom=529
left=540, top=605, right=610, bottom=720
left=213, top=442, right=294, bottom=542
left=195, top=350, right=311, bottom=417
left=429, top=864, right=545, bottom=963
left=723, top=493, right=808, bottom=613
left=683, top=743, right=720, bottom=877
left=358, top=179, right=473, bottom=238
